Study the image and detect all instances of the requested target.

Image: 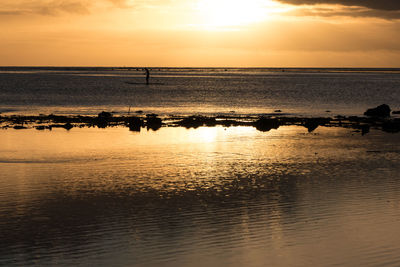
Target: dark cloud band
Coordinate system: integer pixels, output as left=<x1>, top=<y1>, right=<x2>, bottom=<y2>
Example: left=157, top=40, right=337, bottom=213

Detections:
left=277, top=0, right=400, bottom=11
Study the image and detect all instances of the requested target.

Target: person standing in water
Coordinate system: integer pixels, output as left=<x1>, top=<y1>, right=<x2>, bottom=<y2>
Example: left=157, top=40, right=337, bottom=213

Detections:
left=144, top=68, right=150, bottom=85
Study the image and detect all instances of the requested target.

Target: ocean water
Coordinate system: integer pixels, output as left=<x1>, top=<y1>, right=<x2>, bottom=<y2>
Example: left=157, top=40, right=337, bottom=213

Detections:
left=1, top=67, right=400, bottom=116
left=1, top=68, right=400, bottom=266
left=1, top=126, right=400, bottom=266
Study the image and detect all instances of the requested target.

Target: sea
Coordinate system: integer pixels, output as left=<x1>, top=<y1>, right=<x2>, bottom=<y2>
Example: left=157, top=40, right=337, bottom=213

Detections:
left=1, top=68, right=400, bottom=267
left=1, top=67, right=400, bottom=117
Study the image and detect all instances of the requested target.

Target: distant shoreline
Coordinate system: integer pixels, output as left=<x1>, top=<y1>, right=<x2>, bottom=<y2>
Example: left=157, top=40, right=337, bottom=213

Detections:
left=1, top=67, right=400, bottom=73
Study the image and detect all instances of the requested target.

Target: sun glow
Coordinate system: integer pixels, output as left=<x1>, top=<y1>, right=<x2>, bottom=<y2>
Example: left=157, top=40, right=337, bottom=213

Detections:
left=196, top=0, right=275, bottom=29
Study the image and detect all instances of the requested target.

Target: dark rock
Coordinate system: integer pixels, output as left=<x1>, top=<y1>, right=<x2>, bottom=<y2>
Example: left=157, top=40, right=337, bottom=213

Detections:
left=96, top=119, right=108, bottom=128
left=364, top=104, right=391, bottom=117
left=97, top=111, right=112, bottom=128
left=254, top=117, right=280, bottom=132
left=146, top=113, right=158, bottom=118
left=274, top=110, right=282, bottom=113
left=303, top=118, right=330, bottom=133
left=177, top=116, right=203, bottom=129
left=146, top=115, right=162, bottom=131
left=127, top=117, right=143, bottom=132
left=360, top=124, right=370, bottom=136
left=348, top=116, right=362, bottom=122
left=382, top=119, right=400, bottom=133
left=304, top=120, right=319, bottom=132
left=135, top=110, right=144, bottom=114
left=177, top=116, right=216, bottom=129
left=220, top=120, right=236, bottom=127
left=36, top=126, right=46, bottom=130
left=98, top=111, right=113, bottom=118
left=393, top=110, right=400, bottom=115
left=204, top=117, right=217, bottom=127
left=47, top=123, right=73, bottom=130
left=48, top=114, right=70, bottom=123
left=13, top=125, right=27, bottom=130
left=63, top=123, right=73, bottom=130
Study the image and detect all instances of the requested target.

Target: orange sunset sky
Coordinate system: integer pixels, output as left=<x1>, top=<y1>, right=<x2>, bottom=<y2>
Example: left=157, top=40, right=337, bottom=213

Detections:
left=1, top=0, right=400, bottom=67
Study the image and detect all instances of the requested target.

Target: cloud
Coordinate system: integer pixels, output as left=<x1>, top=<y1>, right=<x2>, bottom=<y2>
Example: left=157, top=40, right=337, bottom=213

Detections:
left=0, top=11, right=24, bottom=16
left=0, top=1, right=92, bottom=16
left=277, top=0, right=400, bottom=19
left=106, top=0, right=131, bottom=8
left=0, top=0, right=136, bottom=17
left=285, top=5, right=400, bottom=19
left=36, top=1, right=91, bottom=15
left=277, top=0, right=400, bottom=11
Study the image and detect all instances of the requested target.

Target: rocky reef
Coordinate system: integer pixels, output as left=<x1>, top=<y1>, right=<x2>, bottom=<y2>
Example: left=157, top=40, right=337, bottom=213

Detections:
left=1, top=105, right=399, bottom=134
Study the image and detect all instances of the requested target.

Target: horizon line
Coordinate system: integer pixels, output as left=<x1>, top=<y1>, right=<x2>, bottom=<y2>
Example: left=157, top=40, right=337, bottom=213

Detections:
left=1, top=66, right=400, bottom=69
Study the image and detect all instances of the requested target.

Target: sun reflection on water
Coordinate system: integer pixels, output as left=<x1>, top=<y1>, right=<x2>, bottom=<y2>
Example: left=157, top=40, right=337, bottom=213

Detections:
left=0, top=125, right=390, bottom=197
left=1, top=126, right=400, bottom=266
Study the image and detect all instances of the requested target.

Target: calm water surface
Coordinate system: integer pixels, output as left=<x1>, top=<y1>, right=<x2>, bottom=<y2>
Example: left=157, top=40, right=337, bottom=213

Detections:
left=1, top=126, right=400, bottom=266
left=1, top=68, right=400, bottom=116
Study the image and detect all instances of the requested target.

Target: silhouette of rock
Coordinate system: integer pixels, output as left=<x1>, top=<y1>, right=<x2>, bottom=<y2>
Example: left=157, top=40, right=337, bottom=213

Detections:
left=364, top=104, right=391, bottom=117
left=274, top=110, right=282, bottom=113
left=146, top=114, right=162, bottom=131
left=382, top=119, right=400, bottom=133
left=360, top=124, right=370, bottom=136
left=98, top=111, right=112, bottom=118
left=13, top=125, right=27, bottom=130
left=146, top=113, right=158, bottom=118
left=254, top=117, right=280, bottom=132
left=63, top=122, right=73, bottom=130
left=304, top=119, right=319, bottom=132
left=127, top=117, right=143, bottom=132
left=393, top=110, right=400, bottom=115
left=177, top=116, right=216, bottom=129
left=303, top=118, right=330, bottom=132
left=47, top=123, right=73, bottom=130
left=96, top=120, right=108, bottom=128
left=97, top=111, right=113, bottom=128
left=48, top=114, right=70, bottom=123
left=35, top=126, right=46, bottom=130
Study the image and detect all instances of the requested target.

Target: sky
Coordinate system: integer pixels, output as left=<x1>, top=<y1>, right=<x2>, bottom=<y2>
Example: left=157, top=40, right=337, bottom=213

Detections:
left=1, top=0, right=400, bottom=67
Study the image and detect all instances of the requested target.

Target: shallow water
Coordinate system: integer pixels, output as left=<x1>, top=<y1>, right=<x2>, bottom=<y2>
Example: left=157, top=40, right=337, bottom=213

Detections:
left=1, top=68, right=400, bottom=116
left=1, top=126, right=400, bottom=266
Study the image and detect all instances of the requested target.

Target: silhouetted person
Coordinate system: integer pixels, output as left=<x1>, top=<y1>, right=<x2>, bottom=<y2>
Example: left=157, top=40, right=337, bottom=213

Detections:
left=144, top=68, right=150, bottom=85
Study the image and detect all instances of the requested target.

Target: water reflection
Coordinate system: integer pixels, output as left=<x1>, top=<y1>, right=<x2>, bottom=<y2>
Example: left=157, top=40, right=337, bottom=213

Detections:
left=1, top=126, right=400, bottom=266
